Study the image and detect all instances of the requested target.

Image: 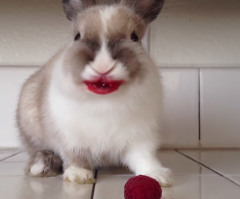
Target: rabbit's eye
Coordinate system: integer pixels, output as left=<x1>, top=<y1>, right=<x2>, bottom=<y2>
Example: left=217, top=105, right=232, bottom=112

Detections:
left=74, top=32, right=81, bottom=41
left=131, top=32, right=139, bottom=42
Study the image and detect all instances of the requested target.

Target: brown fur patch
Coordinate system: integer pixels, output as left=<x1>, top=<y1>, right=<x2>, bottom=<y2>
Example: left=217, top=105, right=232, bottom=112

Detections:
left=121, top=0, right=165, bottom=23
left=16, top=49, right=63, bottom=153
left=62, top=43, right=95, bottom=85
left=108, top=39, right=141, bottom=77
left=65, top=5, right=147, bottom=85
left=103, top=6, right=146, bottom=78
left=106, top=6, right=146, bottom=41
left=27, top=150, right=63, bottom=177
left=75, top=5, right=146, bottom=44
left=75, top=8, right=103, bottom=42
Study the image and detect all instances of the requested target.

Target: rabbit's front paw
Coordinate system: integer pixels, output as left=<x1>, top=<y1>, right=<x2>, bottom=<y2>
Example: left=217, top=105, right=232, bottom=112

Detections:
left=63, top=166, right=95, bottom=184
left=142, top=168, right=173, bottom=187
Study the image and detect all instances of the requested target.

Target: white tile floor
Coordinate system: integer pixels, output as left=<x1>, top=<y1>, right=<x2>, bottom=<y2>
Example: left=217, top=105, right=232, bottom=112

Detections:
left=0, top=149, right=240, bottom=199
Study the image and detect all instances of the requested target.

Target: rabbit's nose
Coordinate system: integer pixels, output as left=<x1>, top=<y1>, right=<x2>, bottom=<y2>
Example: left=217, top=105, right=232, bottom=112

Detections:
left=91, top=43, right=116, bottom=75
left=91, top=64, right=116, bottom=75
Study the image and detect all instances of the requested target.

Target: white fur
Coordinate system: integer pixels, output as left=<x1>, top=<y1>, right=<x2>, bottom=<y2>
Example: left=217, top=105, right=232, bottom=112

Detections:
left=86, top=6, right=119, bottom=75
left=63, top=166, right=94, bottom=183
left=88, top=6, right=124, bottom=77
left=30, top=160, right=44, bottom=176
left=44, top=40, right=175, bottom=185
left=82, top=60, right=129, bottom=82
left=45, top=37, right=173, bottom=185
left=100, top=6, right=115, bottom=35
left=124, top=144, right=173, bottom=186
left=91, top=42, right=115, bottom=74
left=49, top=49, right=164, bottom=161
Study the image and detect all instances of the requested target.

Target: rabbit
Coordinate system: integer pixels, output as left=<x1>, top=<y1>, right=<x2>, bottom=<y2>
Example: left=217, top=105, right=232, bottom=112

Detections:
left=16, top=0, right=172, bottom=186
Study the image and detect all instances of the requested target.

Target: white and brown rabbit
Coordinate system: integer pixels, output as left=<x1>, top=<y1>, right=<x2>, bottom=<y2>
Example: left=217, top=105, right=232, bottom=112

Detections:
left=17, top=0, right=172, bottom=186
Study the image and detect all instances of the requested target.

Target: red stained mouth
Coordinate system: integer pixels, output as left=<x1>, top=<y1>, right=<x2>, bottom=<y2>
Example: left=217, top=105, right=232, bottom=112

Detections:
left=84, top=77, right=124, bottom=95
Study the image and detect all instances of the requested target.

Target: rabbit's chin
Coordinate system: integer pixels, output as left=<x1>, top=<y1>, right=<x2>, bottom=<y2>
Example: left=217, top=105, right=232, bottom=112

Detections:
left=83, top=78, right=124, bottom=95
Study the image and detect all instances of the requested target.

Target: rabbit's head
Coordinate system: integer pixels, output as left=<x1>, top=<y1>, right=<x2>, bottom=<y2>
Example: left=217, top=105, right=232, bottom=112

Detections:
left=59, top=0, right=164, bottom=95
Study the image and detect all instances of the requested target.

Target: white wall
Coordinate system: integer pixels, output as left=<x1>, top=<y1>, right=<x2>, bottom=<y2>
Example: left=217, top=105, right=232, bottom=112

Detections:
left=0, top=0, right=71, bottom=66
left=150, top=0, right=240, bottom=67
left=0, top=67, right=37, bottom=147
left=1, top=0, right=240, bottom=67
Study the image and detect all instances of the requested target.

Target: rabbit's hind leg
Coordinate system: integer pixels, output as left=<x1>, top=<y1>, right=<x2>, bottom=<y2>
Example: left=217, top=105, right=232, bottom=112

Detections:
left=26, top=150, right=63, bottom=177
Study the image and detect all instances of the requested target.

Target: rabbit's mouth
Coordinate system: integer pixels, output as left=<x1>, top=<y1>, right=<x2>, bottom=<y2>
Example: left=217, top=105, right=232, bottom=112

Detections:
left=83, top=77, right=124, bottom=95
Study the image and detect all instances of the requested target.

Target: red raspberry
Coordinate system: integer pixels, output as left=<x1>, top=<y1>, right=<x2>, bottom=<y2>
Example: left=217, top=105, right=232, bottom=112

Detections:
left=124, top=175, right=162, bottom=199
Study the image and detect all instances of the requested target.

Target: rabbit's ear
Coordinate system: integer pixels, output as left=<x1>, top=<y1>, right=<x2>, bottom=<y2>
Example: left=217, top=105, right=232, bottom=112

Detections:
left=62, top=0, right=96, bottom=21
left=121, top=0, right=164, bottom=23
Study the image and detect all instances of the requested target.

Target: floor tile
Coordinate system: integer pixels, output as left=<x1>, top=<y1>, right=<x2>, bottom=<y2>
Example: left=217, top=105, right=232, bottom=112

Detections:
left=180, top=150, right=240, bottom=175
left=94, top=175, right=204, bottom=199
left=3, top=152, right=29, bottom=162
left=98, top=166, right=132, bottom=176
left=93, top=175, right=131, bottom=199
left=95, top=151, right=219, bottom=199
left=158, top=150, right=211, bottom=175
left=94, top=171, right=240, bottom=199
left=0, top=162, right=26, bottom=176
left=0, top=149, right=19, bottom=161
left=0, top=176, right=93, bottom=199
left=164, top=174, right=240, bottom=199
left=1, top=150, right=240, bottom=198
left=180, top=150, right=240, bottom=185
left=198, top=175, right=240, bottom=199
left=98, top=151, right=212, bottom=176
left=230, top=176, right=240, bottom=185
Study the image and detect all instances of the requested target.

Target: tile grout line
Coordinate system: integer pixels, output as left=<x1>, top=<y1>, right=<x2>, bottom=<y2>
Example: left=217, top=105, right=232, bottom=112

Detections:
left=90, top=169, right=99, bottom=199
left=198, top=166, right=203, bottom=199
left=0, top=151, right=22, bottom=161
left=198, top=68, right=201, bottom=141
left=176, top=149, right=240, bottom=187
